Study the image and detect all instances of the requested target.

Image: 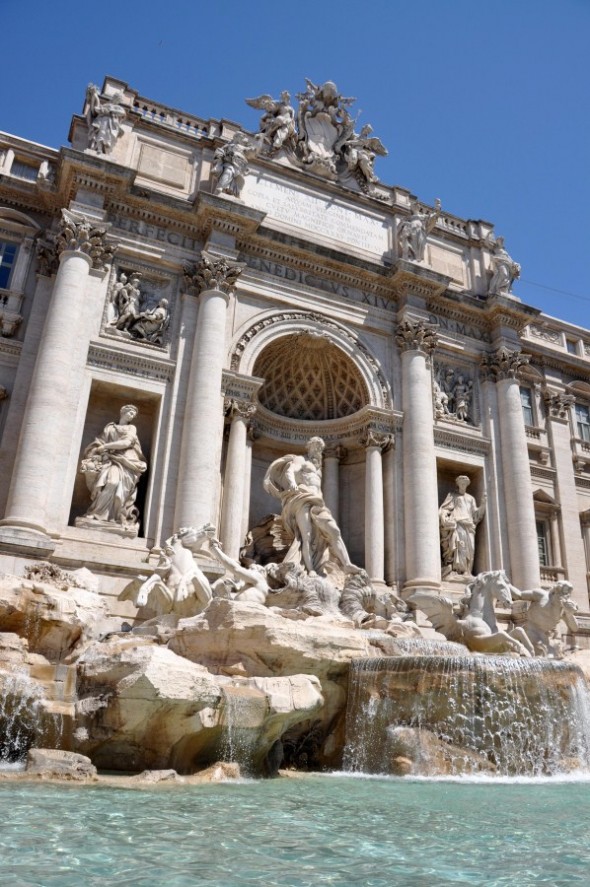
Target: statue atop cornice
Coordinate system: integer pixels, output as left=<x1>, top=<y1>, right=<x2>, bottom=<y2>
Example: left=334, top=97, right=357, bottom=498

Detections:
left=245, top=92, right=297, bottom=153
left=487, top=236, right=521, bottom=295
left=245, top=79, right=387, bottom=194
left=212, top=132, right=258, bottom=198
left=85, top=84, right=126, bottom=155
left=398, top=200, right=442, bottom=263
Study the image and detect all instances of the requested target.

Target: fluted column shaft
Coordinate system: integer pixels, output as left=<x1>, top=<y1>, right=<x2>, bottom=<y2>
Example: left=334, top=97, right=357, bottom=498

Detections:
left=3, top=249, right=93, bottom=535
left=220, top=401, right=256, bottom=559
left=383, top=442, right=396, bottom=585
left=544, top=392, right=587, bottom=608
left=323, top=446, right=345, bottom=524
left=397, top=321, right=441, bottom=591
left=483, top=347, right=540, bottom=590
left=364, top=434, right=387, bottom=582
left=174, top=254, right=244, bottom=531
left=174, top=288, right=229, bottom=529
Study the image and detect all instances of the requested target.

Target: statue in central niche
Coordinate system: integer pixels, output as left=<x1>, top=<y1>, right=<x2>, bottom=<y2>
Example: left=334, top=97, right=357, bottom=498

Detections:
left=263, top=436, right=361, bottom=577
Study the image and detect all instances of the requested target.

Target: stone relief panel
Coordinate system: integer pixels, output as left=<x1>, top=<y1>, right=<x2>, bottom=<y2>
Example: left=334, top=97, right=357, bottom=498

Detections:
left=433, top=362, right=477, bottom=425
left=104, top=266, right=172, bottom=347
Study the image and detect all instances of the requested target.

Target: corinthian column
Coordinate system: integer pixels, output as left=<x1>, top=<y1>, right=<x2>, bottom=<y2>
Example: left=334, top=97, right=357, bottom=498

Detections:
left=396, top=320, right=441, bottom=593
left=323, top=445, right=346, bottom=524
left=481, top=347, right=540, bottom=590
left=363, top=430, right=390, bottom=583
left=174, top=252, right=245, bottom=531
left=0, top=211, right=113, bottom=548
left=220, top=399, right=256, bottom=559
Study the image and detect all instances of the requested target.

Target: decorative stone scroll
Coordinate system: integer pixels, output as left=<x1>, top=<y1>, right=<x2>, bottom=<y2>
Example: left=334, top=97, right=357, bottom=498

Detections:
left=184, top=251, right=245, bottom=295
left=480, top=346, right=530, bottom=382
left=395, top=320, right=438, bottom=355
left=56, top=209, right=114, bottom=271
left=543, top=390, right=575, bottom=420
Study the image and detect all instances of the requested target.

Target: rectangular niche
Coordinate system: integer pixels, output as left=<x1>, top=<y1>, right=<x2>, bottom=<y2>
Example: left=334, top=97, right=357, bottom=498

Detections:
left=437, top=459, right=488, bottom=577
left=69, top=380, right=161, bottom=539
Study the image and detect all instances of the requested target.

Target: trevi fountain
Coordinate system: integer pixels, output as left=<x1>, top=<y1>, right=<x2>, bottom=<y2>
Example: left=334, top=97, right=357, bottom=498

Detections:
left=1, top=76, right=590, bottom=885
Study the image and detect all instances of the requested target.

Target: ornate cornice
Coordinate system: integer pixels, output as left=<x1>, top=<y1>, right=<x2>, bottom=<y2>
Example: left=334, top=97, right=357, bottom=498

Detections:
left=87, top=342, right=174, bottom=383
left=395, top=319, right=438, bottom=355
left=480, top=346, right=530, bottom=382
left=433, top=425, right=490, bottom=457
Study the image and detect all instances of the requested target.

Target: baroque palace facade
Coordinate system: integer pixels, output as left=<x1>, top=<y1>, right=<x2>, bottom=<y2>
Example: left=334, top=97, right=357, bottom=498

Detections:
left=1, top=77, right=589, bottom=637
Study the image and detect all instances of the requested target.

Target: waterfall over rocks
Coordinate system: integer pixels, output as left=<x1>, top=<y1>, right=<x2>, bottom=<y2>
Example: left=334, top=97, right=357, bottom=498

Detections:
left=344, top=654, right=590, bottom=777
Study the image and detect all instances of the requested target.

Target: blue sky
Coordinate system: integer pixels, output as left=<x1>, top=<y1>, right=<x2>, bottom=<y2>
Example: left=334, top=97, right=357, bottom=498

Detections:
left=3, top=0, right=589, bottom=327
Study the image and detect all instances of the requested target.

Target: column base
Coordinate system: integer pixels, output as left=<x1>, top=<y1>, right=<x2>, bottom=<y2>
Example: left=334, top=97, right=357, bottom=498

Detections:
left=401, top=577, right=441, bottom=600
left=0, top=524, right=56, bottom=557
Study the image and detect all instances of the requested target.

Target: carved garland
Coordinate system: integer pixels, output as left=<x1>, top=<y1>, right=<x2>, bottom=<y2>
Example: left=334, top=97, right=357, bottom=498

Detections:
left=230, top=311, right=392, bottom=408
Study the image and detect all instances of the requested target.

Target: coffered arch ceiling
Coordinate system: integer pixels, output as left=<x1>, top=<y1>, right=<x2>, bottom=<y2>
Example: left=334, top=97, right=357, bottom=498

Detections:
left=253, top=331, right=369, bottom=421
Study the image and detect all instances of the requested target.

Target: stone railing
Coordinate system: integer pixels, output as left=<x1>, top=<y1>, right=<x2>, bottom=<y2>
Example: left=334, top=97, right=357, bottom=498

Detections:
left=132, top=99, right=217, bottom=140
left=540, top=565, right=566, bottom=584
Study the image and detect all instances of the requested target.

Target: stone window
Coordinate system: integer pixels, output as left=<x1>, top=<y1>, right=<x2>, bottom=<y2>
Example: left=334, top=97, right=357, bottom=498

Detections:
left=0, top=240, right=18, bottom=289
left=520, top=386, right=534, bottom=427
left=566, top=339, right=577, bottom=355
left=536, top=519, right=551, bottom=567
left=575, top=403, right=590, bottom=442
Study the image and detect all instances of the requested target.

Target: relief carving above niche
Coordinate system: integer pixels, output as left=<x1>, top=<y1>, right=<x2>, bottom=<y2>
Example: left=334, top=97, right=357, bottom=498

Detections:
left=433, top=362, right=476, bottom=425
left=104, top=267, right=171, bottom=347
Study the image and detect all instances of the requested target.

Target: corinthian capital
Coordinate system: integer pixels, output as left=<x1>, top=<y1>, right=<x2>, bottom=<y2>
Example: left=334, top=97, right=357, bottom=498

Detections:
left=225, top=398, right=257, bottom=422
left=395, top=319, right=438, bottom=355
left=480, top=346, right=530, bottom=382
left=362, top=430, right=393, bottom=451
left=184, top=250, right=246, bottom=295
left=55, top=209, right=114, bottom=271
left=543, top=390, right=575, bottom=420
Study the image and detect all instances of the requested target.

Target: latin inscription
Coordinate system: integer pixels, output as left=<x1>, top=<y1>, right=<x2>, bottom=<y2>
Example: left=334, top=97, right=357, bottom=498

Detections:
left=428, top=312, right=491, bottom=343
left=109, top=213, right=199, bottom=251
left=243, top=254, right=395, bottom=312
left=242, top=174, right=390, bottom=255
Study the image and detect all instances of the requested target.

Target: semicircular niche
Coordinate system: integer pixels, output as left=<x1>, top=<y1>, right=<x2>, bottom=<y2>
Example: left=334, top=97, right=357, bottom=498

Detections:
left=253, top=331, right=369, bottom=421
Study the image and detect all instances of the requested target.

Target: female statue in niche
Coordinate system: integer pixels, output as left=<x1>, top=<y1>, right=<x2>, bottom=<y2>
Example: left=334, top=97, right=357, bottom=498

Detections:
left=79, top=404, right=147, bottom=531
left=439, top=475, right=486, bottom=578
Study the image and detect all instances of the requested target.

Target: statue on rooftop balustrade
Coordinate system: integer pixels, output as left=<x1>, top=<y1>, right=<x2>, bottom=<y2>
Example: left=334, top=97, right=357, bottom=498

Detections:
left=85, top=84, right=126, bottom=155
